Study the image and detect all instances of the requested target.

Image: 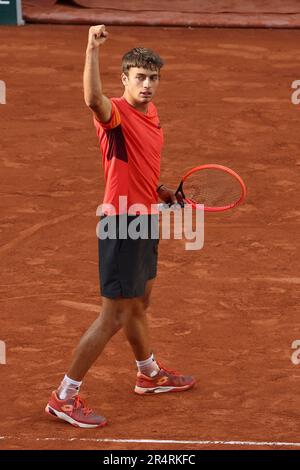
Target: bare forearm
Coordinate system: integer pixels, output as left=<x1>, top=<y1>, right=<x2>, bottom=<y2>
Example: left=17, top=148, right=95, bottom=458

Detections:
left=83, top=46, right=103, bottom=107
left=83, top=25, right=111, bottom=121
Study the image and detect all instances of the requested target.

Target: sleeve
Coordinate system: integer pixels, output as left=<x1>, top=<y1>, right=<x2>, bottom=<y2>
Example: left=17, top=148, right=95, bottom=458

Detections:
left=93, top=100, right=121, bottom=131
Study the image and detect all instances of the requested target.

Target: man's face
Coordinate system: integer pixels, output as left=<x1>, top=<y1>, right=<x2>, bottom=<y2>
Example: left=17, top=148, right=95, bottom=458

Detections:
left=122, top=67, right=160, bottom=104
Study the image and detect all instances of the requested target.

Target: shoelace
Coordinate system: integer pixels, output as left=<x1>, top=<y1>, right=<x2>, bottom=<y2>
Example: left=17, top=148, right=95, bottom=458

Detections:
left=73, top=395, right=92, bottom=416
left=157, top=361, right=180, bottom=376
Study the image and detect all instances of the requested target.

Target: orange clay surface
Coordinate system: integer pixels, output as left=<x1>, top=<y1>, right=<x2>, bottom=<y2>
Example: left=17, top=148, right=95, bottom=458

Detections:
left=0, top=25, right=300, bottom=450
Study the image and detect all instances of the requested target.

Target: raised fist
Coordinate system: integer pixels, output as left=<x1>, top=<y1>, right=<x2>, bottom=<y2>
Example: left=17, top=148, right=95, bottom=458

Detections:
left=88, top=25, right=109, bottom=48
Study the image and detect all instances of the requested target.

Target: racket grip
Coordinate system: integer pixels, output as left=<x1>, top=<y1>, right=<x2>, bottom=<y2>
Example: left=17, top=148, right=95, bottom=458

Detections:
left=157, top=203, right=183, bottom=211
left=157, top=203, right=170, bottom=211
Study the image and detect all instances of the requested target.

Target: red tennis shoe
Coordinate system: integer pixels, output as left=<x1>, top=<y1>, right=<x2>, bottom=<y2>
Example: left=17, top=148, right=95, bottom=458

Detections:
left=45, top=391, right=107, bottom=428
left=134, top=364, right=196, bottom=395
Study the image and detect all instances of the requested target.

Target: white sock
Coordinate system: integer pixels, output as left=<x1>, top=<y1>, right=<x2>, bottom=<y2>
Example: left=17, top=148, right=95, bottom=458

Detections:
left=136, top=353, right=160, bottom=378
left=57, top=375, right=82, bottom=400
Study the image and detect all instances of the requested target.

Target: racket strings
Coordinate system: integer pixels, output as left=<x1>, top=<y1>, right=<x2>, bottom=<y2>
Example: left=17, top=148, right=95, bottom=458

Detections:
left=182, top=169, right=242, bottom=207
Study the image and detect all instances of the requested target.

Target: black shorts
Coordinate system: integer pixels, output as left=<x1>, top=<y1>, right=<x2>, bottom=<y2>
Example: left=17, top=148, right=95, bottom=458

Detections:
left=97, top=215, right=159, bottom=299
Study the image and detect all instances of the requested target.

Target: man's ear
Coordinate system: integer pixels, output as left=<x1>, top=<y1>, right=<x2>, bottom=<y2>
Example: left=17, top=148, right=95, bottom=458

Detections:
left=121, top=73, right=128, bottom=87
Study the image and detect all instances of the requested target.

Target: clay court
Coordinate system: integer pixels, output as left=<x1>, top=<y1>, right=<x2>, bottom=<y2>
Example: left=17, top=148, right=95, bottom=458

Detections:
left=0, top=2, right=300, bottom=452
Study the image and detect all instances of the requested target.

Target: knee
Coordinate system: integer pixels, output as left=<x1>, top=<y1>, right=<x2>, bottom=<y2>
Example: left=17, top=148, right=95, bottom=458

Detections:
left=123, top=299, right=145, bottom=319
left=112, top=307, right=123, bottom=329
left=100, top=305, right=123, bottom=331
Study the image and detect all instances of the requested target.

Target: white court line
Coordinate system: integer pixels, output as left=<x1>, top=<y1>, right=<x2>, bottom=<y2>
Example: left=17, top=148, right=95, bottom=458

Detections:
left=1, top=436, right=300, bottom=447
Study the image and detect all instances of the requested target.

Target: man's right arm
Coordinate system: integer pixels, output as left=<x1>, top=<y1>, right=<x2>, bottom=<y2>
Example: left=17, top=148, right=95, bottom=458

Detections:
left=83, top=25, right=112, bottom=123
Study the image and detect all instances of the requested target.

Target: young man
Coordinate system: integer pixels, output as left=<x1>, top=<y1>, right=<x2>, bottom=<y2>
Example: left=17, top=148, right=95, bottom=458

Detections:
left=45, top=25, right=195, bottom=429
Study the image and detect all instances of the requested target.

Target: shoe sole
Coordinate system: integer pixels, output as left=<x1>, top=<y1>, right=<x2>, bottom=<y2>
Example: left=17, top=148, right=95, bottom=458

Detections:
left=45, top=404, right=107, bottom=429
left=134, top=382, right=196, bottom=395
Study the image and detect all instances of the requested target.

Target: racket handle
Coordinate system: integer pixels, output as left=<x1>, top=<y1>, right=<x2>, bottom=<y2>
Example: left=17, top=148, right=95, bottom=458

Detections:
left=157, top=203, right=170, bottom=210
left=157, top=203, right=183, bottom=210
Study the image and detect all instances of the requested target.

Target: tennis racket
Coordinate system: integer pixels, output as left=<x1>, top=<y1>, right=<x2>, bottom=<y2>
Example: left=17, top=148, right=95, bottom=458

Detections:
left=159, top=164, right=246, bottom=212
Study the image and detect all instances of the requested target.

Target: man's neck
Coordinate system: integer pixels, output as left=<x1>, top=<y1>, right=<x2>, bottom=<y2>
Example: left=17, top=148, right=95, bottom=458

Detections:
left=122, top=92, right=148, bottom=115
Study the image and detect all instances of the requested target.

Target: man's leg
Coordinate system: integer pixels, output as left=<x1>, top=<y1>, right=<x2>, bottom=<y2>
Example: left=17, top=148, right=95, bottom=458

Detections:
left=45, top=297, right=125, bottom=428
left=122, top=282, right=196, bottom=396
left=66, top=296, right=124, bottom=381
left=121, top=279, right=155, bottom=361
left=62, top=279, right=154, bottom=382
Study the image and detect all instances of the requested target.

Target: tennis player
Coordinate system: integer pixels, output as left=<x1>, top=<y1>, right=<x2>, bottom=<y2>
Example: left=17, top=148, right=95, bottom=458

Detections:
left=45, top=25, right=195, bottom=428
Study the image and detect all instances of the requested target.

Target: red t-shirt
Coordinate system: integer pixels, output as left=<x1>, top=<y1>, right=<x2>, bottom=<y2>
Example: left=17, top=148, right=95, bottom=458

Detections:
left=93, top=97, right=163, bottom=215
